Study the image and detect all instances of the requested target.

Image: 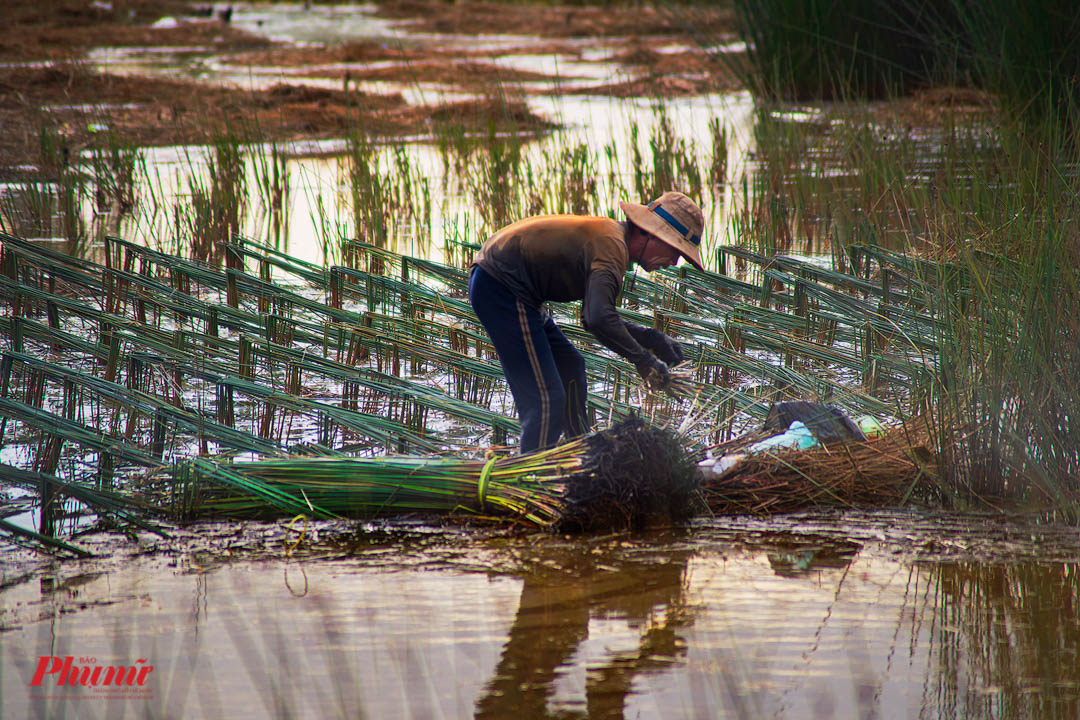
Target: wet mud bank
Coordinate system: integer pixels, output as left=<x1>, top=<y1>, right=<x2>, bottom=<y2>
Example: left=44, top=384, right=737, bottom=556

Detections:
left=2, top=0, right=740, bottom=174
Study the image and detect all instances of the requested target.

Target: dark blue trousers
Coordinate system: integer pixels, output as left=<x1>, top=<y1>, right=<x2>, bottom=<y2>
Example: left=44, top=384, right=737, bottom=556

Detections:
left=469, top=266, right=589, bottom=452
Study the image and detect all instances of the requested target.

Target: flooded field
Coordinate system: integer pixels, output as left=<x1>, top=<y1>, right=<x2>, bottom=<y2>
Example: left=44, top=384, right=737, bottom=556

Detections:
left=3, top=1, right=1080, bottom=718
left=3, top=510, right=1080, bottom=719
left=1, top=2, right=750, bottom=267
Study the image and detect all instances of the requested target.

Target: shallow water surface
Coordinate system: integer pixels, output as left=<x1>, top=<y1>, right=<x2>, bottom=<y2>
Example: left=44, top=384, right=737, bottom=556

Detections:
left=2, top=510, right=1078, bottom=719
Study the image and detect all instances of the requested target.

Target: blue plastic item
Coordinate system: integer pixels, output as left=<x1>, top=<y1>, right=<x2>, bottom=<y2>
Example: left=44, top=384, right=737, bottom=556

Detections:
left=747, top=421, right=819, bottom=453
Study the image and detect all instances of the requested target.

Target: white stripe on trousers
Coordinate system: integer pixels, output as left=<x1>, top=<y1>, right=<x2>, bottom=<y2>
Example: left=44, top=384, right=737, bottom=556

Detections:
left=517, top=298, right=551, bottom=447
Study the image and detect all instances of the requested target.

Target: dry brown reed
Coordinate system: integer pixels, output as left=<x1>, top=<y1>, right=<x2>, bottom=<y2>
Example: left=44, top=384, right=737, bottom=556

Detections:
left=701, top=422, right=937, bottom=514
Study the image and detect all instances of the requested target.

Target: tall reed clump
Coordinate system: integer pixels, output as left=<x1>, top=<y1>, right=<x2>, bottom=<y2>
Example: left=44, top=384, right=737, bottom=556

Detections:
left=541, top=141, right=600, bottom=216
left=733, top=0, right=1077, bottom=136
left=6, top=124, right=88, bottom=243
left=182, top=132, right=247, bottom=264
left=344, top=131, right=391, bottom=248
left=89, top=130, right=140, bottom=217
left=922, top=116, right=1080, bottom=516
left=468, top=128, right=526, bottom=234
left=629, top=111, right=705, bottom=205
left=734, top=107, right=810, bottom=255
left=343, top=132, right=431, bottom=253
left=250, top=140, right=291, bottom=248
left=708, top=117, right=729, bottom=193
left=941, top=0, right=1079, bottom=139
left=434, top=118, right=474, bottom=182
left=731, top=0, right=956, bottom=100
left=729, top=0, right=1080, bottom=512
left=748, top=106, right=1080, bottom=514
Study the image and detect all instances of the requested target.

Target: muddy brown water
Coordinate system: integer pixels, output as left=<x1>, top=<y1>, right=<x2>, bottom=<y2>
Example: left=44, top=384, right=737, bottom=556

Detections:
left=3, top=509, right=1079, bottom=719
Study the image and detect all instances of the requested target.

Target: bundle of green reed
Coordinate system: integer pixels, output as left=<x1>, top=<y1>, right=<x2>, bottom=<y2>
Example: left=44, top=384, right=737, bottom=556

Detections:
left=174, top=419, right=701, bottom=532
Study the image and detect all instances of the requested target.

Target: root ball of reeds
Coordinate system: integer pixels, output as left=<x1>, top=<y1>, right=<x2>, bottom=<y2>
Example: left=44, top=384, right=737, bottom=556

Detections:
left=556, top=418, right=701, bottom=532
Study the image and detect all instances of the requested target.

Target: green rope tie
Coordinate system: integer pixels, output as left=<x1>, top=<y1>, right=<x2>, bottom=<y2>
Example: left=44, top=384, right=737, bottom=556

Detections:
left=478, top=456, right=497, bottom=509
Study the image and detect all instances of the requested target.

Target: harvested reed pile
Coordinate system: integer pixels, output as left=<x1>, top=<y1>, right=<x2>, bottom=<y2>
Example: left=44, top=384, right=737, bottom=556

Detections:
left=701, top=424, right=937, bottom=514
left=174, top=418, right=700, bottom=532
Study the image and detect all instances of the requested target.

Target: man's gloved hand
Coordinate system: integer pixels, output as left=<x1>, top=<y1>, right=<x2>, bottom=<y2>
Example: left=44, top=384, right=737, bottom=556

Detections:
left=627, top=326, right=684, bottom=366
left=652, top=332, right=684, bottom=366
left=634, top=355, right=671, bottom=392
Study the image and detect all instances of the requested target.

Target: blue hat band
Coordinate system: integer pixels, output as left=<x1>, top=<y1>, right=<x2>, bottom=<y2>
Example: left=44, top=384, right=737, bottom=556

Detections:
left=651, top=204, right=701, bottom=246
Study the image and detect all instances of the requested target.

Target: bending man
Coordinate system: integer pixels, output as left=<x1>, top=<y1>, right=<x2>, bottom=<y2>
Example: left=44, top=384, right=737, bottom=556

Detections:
left=469, top=191, right=704, bottom=453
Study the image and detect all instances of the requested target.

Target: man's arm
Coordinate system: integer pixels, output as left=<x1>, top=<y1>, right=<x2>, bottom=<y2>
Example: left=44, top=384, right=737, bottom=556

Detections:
left=581, top=270, right=650, bottom=362
left=582, top=271, right=673, bottom=385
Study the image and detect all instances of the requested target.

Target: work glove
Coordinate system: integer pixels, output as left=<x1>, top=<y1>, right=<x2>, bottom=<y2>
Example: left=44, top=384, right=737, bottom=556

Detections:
left=627, top=325, right=684, bottom=366
left=634, top=355, right=671, bottom=392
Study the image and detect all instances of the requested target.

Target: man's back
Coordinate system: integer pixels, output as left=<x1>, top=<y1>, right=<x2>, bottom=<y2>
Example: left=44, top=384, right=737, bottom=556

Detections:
left=473, top=215, right=629, bottom=307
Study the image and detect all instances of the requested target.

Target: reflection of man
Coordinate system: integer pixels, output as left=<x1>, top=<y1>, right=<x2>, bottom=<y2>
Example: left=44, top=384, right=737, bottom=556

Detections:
left=469, top=192, right=704, bottom=452
left=474, top=544, right=694, bottom=719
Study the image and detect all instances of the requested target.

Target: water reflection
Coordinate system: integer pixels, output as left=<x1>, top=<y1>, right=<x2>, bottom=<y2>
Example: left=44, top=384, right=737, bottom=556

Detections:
left=1, top=518, right=1079, bottom=719
left=928, top=562, right=1080, bottom=720
left=476, top=541, right=694, bottom=719
left=761, top=535, right=860, bottom=578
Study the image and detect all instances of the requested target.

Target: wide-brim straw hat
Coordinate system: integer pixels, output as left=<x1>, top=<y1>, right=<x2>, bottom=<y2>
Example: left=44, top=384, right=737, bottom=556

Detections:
left=620, top=191, right=704, bottom=271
